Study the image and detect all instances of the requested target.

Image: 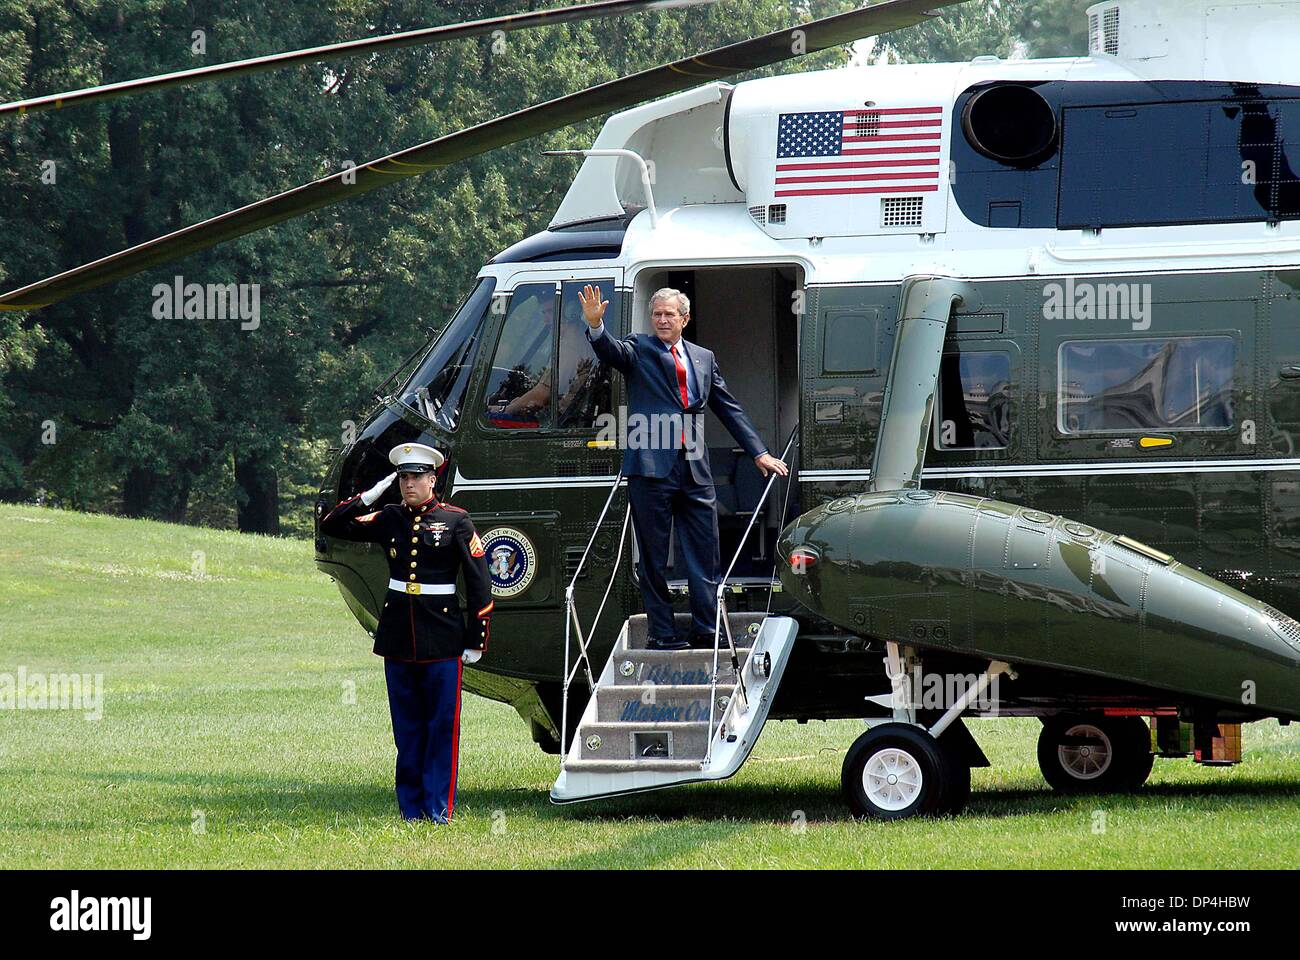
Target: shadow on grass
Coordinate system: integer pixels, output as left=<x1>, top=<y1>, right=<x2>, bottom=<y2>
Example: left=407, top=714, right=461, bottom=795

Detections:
left=552, top=819, right=750, bottom=868
left=13, top=764, right=1300, bottom=832
left=550, top=781, right=848, bottom=824
left=964, top=777, right=1300, bottom=820
left=549, top=775, right=1300, bottom=825
left=6, top=766, right=400, bottom=829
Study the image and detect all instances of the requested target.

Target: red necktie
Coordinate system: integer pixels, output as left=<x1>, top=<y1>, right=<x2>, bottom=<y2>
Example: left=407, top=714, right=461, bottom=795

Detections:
left=670, top=345, right=689, bottom=408
left=671, top=344, right=689, bottom=448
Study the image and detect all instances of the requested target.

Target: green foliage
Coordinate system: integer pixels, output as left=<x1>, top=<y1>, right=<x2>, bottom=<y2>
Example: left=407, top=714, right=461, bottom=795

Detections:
left=879, top=0, right=1092, bottom=63
left=0, top=0, right=854, bottom=531
left=0, top=257, right=46, bottom=490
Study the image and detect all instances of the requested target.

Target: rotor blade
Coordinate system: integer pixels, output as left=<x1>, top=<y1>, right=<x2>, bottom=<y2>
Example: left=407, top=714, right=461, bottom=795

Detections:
left=0, top=0, right=718, bottom=117
left=0, top=0, right=972, bottom=311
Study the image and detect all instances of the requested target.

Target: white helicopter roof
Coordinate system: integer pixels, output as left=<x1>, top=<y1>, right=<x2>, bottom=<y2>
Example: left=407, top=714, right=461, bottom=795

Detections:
left=550, top=0, right=1300, bottom=237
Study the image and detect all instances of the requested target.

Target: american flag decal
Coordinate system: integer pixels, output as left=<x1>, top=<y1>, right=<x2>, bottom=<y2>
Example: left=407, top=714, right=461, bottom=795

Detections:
left=774, top=106, right=943, bottom=198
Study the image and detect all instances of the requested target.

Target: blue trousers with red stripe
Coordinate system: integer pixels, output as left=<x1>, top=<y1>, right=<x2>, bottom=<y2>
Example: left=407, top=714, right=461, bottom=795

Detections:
left=383, top=657, right=463, bottom=822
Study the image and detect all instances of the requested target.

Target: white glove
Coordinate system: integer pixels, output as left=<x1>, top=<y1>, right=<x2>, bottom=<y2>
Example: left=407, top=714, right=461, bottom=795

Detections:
left=461, top=648, right=483, bottom=665
left=360, top=472, right=397, bottom=506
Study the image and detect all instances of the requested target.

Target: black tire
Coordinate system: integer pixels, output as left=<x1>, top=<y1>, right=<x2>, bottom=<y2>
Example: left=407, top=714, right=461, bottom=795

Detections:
left=530, top=719, right=562, bottom=755
left=1037, top=715, right=1153, bottom=793
left=1115, top=717, right=1155, bottom=789
left=842, top=723, right=949, bottom=820
left=938, top=754, right=972, bottom=816
left=935, top=724, right=975, bottom=816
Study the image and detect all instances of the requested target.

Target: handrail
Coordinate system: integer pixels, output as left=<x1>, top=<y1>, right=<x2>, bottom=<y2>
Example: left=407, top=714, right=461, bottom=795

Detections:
left=567, top=468, right=625, bottom=592
left=561, top=470, right=628, bottom=760
left=705, top=423, right=799, bottom=765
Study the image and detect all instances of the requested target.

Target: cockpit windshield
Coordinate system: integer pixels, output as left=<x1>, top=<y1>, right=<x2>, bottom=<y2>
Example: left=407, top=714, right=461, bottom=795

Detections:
left=398, top=277, right=496, bottom=430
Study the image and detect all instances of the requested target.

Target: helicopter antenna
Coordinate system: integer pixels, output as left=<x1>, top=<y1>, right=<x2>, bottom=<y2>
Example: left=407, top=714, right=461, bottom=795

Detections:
left=0, top=0, right=720, bottom=117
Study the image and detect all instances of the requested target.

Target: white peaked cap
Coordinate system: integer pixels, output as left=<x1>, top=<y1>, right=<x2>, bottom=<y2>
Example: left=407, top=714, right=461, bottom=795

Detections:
left=388, top=442, right=445, bottom=473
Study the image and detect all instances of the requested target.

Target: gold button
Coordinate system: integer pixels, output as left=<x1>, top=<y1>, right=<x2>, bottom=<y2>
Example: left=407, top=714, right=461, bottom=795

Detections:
left=442, top=607, right=448, bottom=613
left=410, top=549, right=417, bottom=556
left=408, top=574, right=416, bottom=581
left=410, top=561, right=417, bottom=568
left=411, top=537, right=418, bottom=544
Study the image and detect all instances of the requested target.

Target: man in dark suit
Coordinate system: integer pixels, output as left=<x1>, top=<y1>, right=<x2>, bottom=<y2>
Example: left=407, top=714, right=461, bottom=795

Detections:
left=580, top=284, right=788, bottom=650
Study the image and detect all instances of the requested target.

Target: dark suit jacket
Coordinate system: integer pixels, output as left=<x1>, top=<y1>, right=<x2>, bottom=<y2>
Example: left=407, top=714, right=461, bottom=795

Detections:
left=587, top=325, right=767, bottom=484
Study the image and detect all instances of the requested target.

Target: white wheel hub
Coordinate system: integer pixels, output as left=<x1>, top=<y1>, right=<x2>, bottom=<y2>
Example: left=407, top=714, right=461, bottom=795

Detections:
left=862, top=746, right=924, bottom=812
left=1058, top=723, right=1112, bottom=780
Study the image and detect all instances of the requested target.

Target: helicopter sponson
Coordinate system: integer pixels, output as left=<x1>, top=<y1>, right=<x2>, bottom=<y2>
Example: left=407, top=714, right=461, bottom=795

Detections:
left=777, top=489, right=1300, bottom=719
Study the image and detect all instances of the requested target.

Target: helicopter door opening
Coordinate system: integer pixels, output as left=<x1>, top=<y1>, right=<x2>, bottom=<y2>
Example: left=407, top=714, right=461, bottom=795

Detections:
left=631, top=263, right=803, bottom=589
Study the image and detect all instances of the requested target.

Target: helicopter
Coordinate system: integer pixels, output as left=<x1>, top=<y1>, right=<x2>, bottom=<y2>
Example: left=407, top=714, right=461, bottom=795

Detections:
left=8, top=0, right=1300, bottom=820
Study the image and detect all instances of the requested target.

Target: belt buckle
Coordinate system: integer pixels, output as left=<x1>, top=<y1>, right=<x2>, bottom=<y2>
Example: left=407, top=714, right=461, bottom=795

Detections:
left=406, top=583, right=421, bottom=595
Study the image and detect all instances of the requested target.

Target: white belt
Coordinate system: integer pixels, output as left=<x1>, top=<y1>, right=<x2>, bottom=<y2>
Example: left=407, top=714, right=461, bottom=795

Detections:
left=388, top=579, right=456, bottom=596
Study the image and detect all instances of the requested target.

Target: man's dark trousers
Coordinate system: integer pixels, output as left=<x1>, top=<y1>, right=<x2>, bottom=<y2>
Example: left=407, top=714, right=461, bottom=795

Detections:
left=629, top=446, right=720, bottom=641
left=384, top=657, right=463, bottom=822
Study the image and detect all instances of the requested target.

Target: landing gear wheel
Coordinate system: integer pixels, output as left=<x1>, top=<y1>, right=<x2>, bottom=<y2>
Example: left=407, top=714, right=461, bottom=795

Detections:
left=842, top=723, right=949, bottom=820
left=1037, top=716, right=1153, bottom=793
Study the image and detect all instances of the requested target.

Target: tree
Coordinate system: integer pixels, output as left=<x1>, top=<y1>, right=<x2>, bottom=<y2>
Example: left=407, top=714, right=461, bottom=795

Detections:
left=877, top=0, right=1091, bottom=63
left=0, top=0, right=860, bottom=532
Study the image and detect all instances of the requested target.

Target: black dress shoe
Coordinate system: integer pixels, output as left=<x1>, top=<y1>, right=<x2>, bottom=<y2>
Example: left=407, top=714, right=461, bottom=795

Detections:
left=690, top=632, right=719, bottom=649
left=647, top=635, right=690, bottom=651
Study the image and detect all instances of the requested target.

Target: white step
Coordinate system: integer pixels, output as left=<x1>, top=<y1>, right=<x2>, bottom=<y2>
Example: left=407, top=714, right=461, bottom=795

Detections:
left=607, top=647, right=741, bottom=687
left=561, top=758, right=703, bottom=773
left=622, top=612, right=764, bottom=650
left=577, top=721, right=711, bottom=761
left=551, top=615, right=799, bottom=803
left=593, top=683, right=736, bottom=723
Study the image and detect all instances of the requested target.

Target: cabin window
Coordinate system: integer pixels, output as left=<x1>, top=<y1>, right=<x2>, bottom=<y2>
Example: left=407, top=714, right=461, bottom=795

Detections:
left=556, top=280, right=615, bottom=429
left=483, top=283, right=556, bottom=430
left=400, top=276, right=496, bottom=430
left=1057, top=336, right=1236, bottom=434
left=822, top=308, right=880, bottom=374
left=934, top=351, right=1013, bottom=450
left=1059, top=99, right=1300, bottom=228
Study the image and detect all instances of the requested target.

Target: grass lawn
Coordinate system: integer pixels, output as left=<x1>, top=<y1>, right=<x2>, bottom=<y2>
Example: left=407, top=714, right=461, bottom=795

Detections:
left=2, top=501, right=1298, bottom=869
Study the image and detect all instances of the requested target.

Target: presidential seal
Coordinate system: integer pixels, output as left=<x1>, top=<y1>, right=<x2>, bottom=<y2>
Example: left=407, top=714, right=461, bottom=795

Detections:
left=481, top=527, right=537, bottom=598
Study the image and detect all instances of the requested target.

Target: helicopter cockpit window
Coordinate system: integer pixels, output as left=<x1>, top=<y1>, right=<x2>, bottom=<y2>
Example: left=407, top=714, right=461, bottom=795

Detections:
left=484, top=283, right=556, bottom=430
left=400, top=276, right=496, bottom=430
left=556, top=280, right=615, bottom=429
left=1058, top=336, right=1236, bottom=434
left=935, top=351, right=1012, bottom=450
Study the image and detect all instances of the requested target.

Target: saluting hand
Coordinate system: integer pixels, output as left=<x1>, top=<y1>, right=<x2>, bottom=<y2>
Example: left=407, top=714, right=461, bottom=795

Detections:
left=579, top=283, right=608, bottom=328
left=361, top=471, right=397, bottom=506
